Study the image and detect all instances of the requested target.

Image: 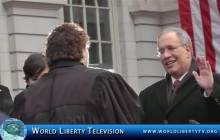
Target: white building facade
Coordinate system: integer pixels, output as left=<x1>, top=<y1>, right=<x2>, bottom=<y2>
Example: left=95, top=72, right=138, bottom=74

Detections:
left=0, top=0, right=180, bottom=99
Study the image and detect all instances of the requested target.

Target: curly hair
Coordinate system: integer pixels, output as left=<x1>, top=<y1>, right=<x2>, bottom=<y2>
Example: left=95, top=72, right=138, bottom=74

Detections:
left=46, top=23, right=89, bottom=66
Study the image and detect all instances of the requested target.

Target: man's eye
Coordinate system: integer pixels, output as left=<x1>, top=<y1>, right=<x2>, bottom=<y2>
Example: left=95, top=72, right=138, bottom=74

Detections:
left=159, top=49, right=164, bottom=54
left=168, top=46, right=176, bottom=51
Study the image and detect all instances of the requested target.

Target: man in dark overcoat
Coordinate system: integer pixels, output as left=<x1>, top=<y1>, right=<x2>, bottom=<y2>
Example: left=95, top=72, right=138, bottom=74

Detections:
left=140, top=27, right=220, bottom=124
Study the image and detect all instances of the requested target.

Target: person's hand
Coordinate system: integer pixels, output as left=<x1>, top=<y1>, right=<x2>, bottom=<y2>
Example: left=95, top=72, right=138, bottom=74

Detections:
left=192, top=56, right=214, bottom=95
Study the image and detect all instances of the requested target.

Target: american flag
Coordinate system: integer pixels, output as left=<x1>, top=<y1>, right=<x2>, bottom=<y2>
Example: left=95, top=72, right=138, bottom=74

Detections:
left=178, top=0, right=220, bottom=73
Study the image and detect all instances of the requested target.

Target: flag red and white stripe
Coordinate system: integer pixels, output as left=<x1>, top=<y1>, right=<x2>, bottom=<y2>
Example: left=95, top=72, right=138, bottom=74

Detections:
left=178, top=0, right=220, bottom=73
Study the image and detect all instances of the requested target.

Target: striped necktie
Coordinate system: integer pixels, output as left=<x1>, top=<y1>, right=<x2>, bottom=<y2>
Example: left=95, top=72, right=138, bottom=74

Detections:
left=172, top=80, right=181, bottom=91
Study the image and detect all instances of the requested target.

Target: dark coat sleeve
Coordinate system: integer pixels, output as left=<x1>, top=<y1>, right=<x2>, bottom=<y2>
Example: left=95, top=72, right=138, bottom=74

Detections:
left=92, top=72, right=144, bottom=124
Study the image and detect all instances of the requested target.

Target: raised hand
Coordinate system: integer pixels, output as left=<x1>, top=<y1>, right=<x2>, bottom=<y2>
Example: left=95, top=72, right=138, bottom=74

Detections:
left=192, top=56, right=214, bottom=94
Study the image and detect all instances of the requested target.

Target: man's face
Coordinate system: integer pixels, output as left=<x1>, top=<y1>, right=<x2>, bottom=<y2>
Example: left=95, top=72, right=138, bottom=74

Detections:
left=157, top=32, right=192, bottom=79
left=27, top=67, right=49, bottom=86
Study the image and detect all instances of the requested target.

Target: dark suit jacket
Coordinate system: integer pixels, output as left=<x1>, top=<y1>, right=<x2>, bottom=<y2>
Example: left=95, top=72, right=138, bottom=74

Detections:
left=0, top=85, right=13, bottom=115
left=140, top=59, right=220, bottom=124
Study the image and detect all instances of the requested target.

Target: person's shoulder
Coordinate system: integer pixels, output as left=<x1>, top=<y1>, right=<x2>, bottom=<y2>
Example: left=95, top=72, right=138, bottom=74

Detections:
left=86, top=66, right=107, bottom=72
left=0, top=85, right=10, bottom=94
left=86, top=68, right=124, bottom=85
left=140, top=79, right=165, bottom=96
left=0, top=85, right=9, bottom=90
left=86, top=67, right=113, bottom=76
left=95, top=70, right=123, bottom=80
left=14, top=90, right=26, bottom=101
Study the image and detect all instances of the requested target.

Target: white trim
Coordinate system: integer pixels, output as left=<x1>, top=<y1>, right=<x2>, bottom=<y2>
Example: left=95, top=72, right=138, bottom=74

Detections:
left=110, top=0, right=121, bottom=73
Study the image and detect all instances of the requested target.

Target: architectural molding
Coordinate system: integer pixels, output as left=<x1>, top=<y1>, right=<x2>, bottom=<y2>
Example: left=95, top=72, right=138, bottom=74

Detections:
left=2, top=0, right=66, bottom=17
left=2, top=0, right=66, bottom=9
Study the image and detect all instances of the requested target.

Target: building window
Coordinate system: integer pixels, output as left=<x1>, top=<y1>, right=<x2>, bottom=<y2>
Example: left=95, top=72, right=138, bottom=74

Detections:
left=64, top=0, right=115, bottom=70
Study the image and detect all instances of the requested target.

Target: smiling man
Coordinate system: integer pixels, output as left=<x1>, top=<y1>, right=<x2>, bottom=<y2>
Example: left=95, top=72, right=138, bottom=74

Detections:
left=139, top=27, right=220, bottom=124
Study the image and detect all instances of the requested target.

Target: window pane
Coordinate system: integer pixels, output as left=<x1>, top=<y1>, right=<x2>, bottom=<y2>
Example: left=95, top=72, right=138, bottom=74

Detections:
left=99, top=9, right=110, bottom=41
left=97, top=0, right=108, bottom=7
left=72, top=0, right=82, bottom=5
left=64, top=6, right=70, bottom=22
left=85, top=0, right=95, bottom=6
left=89, top=43, right=99, bottom=64
left=72, top=7, right=84, bottom=28
left=86, top=8, right=97, bottom=40
left=102, top=43, right=112, bottom=67
left=64, top=0, right=113, bottom=69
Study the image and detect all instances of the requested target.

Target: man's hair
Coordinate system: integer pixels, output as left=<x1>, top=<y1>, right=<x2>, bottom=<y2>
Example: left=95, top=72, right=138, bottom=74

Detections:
left=157, top=27, right=192, bottom=49
left=23, top=53, right=47, bottom=82
left=46, top=22, right=89, bottom=66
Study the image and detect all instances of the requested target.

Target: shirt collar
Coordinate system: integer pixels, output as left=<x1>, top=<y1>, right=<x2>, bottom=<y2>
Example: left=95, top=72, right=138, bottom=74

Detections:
left=171, top=72, right=188, bottom=84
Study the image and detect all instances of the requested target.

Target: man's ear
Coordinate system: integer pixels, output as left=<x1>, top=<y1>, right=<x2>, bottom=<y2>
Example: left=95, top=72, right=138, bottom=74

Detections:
left=185, top=44, right=193, bottom=57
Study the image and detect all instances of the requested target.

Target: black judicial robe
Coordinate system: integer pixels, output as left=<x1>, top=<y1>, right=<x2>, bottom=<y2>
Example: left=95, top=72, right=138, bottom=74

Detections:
left=21, top=60, right=143, bottom=124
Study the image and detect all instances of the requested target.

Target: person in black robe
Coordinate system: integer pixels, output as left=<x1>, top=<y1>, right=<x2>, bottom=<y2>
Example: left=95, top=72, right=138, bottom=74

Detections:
left=21, top=23, right=143, bottom=124
left=0, top=85, right=13, bottom=115
left=9, top=53, right=49, bottom=119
